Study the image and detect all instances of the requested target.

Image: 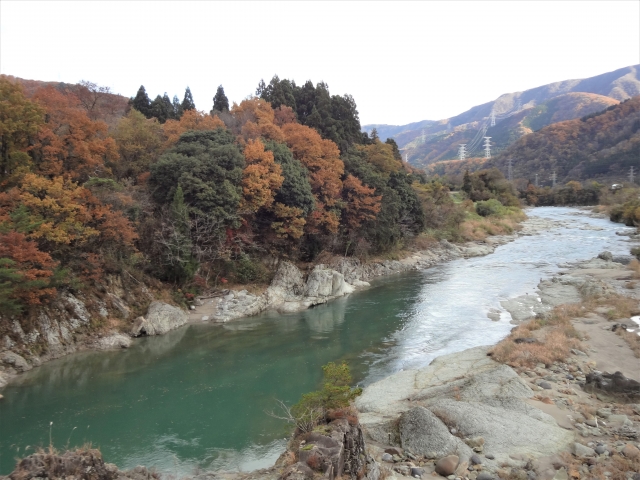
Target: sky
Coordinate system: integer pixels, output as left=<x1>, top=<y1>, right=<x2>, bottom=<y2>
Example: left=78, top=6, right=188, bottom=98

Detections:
left=1, top=1, right=639, bottom=126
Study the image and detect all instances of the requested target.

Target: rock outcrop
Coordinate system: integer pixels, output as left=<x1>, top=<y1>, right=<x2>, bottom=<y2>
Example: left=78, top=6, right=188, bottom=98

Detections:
left=355, top=347, right=574, bottom=467
left=131, top=301, right=188, bottom=336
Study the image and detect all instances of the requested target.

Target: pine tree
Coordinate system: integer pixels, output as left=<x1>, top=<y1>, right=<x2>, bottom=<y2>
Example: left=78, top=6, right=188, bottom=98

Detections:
left=463, top=169, right=472, bottom=196
left=371, top=128, right=379, bottom=141
left=162, top=93, right=175, bottom=120
left=131, top=85, right=151, bottom=117
left=211, top=85, right=229, bottom=114
left=173, top=95, right=184, bottom=119
left=181, top=87, right=196, bottom=112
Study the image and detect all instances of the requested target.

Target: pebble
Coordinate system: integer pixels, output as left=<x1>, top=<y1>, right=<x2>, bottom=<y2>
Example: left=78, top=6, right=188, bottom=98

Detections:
left=585, top=419, right=598, bottom=427
left=381, top=453, right=393, bottom=462
left=595, top=445, right=606, bottom=455
left=435, top=455, right=459, bottom=477
left=485, top=454, right=495, bottom=460
left=410, top=467, right=425, bottom=477
left=538, top=381, right=552, bottom=390
left=476, top=473, right=494, bottom=480
left=470, top=454, right=482, bottom=465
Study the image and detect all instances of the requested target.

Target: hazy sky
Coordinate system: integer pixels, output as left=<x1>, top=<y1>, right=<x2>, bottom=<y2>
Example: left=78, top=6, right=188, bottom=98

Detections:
left=1, top=1, right=639, bottom=126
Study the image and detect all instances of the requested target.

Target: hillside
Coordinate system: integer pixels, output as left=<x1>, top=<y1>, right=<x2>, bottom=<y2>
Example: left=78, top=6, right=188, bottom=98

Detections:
left=364, top=64, right=640, bottom=167
left=477, top=96, right=640, bottom=184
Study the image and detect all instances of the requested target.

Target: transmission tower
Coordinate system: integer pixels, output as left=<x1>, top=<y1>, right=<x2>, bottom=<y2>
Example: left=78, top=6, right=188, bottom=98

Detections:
left=421, top=129, right=426, bottom=144
left=490, top=109, right=496, bottom=127
left=507, top=158, right=513, bottom=182
left=535, top=173, right=539, bottom=187
left=404, top=153, right=408, bottom=163
left=483, top=137, right=492, bottom=159
left=458, top=144, right=467, bottom=161
left=550, top=171, right=557, bottom=188
left=629, top=166, right=635, bottom=184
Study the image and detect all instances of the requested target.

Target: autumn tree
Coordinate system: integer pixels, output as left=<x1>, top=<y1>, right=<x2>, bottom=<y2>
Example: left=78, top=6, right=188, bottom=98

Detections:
left=181, top=86, right=196, bottom=112
left=0, top=231, right=57, bottom=313
left=240, top=139, right=283, bottom=213
left=162, top=109, right=226, bottom=148
left=0, top=77, right=44, bottom=182
left=230, top=98, right=285, bottom=143
left=341, top=174, right=381, bottom=232
left=212, top=85, right=230, bottom=114
left=31, top=86, right=118, bottom=182
left=264, top=141, right=314, bottom=215
left=282, top=123, right=344, bottom=234
left=111, top=109, right=164, bottom=180
left=357, top=140, right=402, bottom=174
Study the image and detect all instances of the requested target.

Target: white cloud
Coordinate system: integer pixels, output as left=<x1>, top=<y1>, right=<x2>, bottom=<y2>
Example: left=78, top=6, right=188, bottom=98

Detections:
left=1, top=1, right=638, bottom=125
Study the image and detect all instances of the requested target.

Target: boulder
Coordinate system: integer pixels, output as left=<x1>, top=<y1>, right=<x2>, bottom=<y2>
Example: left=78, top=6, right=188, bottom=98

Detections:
left=298, top=433, right=344, bottom=476
left=271, top=261, right=305, bottom=295
left=571, top=443, right=595, bottom=457
left=435, top=455, right=458, bottom=476
left=0, top=351, right=31, bottom=372
left=597, top=251, right=613, bottom=261
left=621, top=443, right=640, bottom=459
left=399, top=407, right=473, bottom=459
left=131, top=302, right=188, bottom=336
left=280, top=462, right=315, bottom=480
left=94, top=333, right=132, bottom=350
left=584, top=371, right=640, bottom=402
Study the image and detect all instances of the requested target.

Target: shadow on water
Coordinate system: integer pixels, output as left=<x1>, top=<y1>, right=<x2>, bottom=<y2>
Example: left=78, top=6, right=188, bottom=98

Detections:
left=0, top=207, right=636, bottom=475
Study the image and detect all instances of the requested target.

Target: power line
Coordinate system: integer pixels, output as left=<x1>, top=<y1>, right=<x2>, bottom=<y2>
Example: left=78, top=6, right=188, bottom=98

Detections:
left=550, top=171, right=557, bottom=188
left=535, top=173, right=539, bottom=188
left=629, top=166, right=635, bottom=184
left=490, top=109, right=496, bottom=127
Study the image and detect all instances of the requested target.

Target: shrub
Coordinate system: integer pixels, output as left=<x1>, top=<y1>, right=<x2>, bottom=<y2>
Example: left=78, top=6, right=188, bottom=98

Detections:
left=475, top=199, right=504, bottom=217
left=233, top=255, right=269, bottom=284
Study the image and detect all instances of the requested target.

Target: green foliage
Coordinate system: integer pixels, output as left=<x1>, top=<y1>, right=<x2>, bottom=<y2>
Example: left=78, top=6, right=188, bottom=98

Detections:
left=475, top=199, right=505, bottom=217
left=212, top=85, right=230, bottom=114
left=291, top=362, right=362, bottom=427
left=258, top=76, right=363, bottom=152
left=631, top=247, right=640, bottom=260
left=232, top=255, right=269, bottom=284
left=0, top=258, right=24, bottom=315
left=172, top=95, right=184, bottom=119
left=610, top=198, right=640, bottom=226
left=150, top=129, right=245, bottom=224
left=149, top=93, right=176, bottom=123
left=131, top=85, right=151, bottom=117
left=162, top=186, right=198, bottom=284
left=181, top=86, right=196, bottom=112
left=462, top=168, right=519, bottom=206
left=264, top=140, right=315, bottom=215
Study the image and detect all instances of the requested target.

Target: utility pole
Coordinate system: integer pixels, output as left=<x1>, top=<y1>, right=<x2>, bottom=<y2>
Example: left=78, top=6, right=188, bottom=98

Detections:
left=629, top=166, right=635, bottom=184
left=483, top=137, right=492, bottom=159
left=491, top=109, right=496, bottom=127
left=550, top=171, right=557, bottom=188
left=507, top=158, right=513, bottom=182
left=458, top=144, right=467, bottom=161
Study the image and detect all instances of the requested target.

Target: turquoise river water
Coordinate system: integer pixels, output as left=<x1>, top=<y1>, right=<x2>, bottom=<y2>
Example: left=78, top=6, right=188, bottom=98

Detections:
left=0, top=207, right=636, bottom=475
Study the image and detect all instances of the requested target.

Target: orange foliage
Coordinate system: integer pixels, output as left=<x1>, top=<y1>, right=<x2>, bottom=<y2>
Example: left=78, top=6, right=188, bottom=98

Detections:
left=274, top=105, right=297, bottom=126
left=0, top=231, right=57, bottom=304
left=162, top=109, right=225, bottom=147
left=342, top=174, right=382, bottom=230
left=232, top=98, right=286, bottom=143
left=0, top=173, right=137, bottom=251
left=31, top=87, right=118, bottom=181
left=271, top=202, right=306, bottom=240
left=240, top=139, right=284, bottom=213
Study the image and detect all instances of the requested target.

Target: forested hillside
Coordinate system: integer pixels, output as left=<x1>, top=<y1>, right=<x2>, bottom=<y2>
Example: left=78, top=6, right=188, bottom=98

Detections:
left=364, top=64, right=640, bottom=167
left=0, top=74, right=476, bottom=317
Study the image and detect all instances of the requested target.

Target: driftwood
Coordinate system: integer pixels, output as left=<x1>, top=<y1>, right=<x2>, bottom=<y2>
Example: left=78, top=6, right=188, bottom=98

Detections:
left=197, top=289, right=230, bottom=300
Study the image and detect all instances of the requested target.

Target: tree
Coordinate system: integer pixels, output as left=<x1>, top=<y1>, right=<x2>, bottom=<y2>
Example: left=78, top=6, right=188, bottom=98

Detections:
left=385, top=138, right=402, bottom=161
left=131, top=85, right=151, bottom=117
left=149, top=129, right=245, bottom=225
left=240, top=139, right=283, bottom=213
left=111, top=109, right=164, bottom=180
left=211, top=85, right=229, bottom=114
left=162, top=109, right=226, bottom=148
left=172, top=95, right=184, bottom=119
left=31, top=86, right=118, bottom=182
left=149, top=94, right=175, bottom=123
left=370, top=128, right=379, bottom=141
left=264, top=141, right=315, bottom=215
left=342, top=174, right=381, bottom=231
left=231, top=98, right=286, bottom=143
left=0, top=78, right=44, bottom=181
left=74, top=80, right=113, bottom=121
left=181, top=86, right=196, bottom=112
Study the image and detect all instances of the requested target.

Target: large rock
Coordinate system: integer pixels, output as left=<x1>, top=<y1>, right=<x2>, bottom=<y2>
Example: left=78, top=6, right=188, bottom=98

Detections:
left=584, top=371, right=640, bottom=402
left=0, top=351, right=31, bottom=373
left=356, top=347, right=573, bottom=461
left=131, top=302, right=188, bottom=336
left=435, top=455, right=459, bottom=476
left=305, top=266, right=354, bottom=298
left=94, top=333, right=132, bottom=350
left=399, top=407, right=473, bottom=459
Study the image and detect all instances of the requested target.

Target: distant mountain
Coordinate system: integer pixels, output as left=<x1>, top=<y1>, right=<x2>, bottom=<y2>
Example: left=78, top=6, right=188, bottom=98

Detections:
left=430, top=96, right=640, bottom=184
left=364, top=65, right=640, bottom=168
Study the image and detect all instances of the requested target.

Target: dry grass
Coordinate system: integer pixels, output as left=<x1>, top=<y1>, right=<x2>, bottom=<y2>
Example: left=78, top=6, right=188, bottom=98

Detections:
left=459, top=215, right=523, bottom=242
left=629, top=259, right=640, bottom=279
left=491, top=304, right=585, bottom=368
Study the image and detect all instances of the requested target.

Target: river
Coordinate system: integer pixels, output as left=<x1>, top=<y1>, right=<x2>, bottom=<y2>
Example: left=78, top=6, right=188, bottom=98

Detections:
left=0, top=207, right=636, bottom=475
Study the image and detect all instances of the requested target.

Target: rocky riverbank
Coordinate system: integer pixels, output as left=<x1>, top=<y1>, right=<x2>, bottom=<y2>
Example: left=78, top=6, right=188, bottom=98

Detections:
left=0, top=213, right=555, bottom=390
left=352, top=254, right=640, bottom=480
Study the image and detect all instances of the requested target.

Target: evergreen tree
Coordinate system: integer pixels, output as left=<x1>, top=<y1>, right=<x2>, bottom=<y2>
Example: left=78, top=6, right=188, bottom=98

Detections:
left=255, top=79, right=267, bottom=97
left=371, top=128, right=379, bottom=141
left=149, top=93, right=175, bottom=123
left=211, top=85, right=229, bottom=114
left=385, top=138, right=402, bottom=161
left=131, top=85, right=151, bottom=117
left=181, top=86, right=196, bottom=112
left=264, top=141, right=315, bottom=215
left=463, top=170, right=472, bottom=196
left=173, top=95, right=184, bottom=119
left=162, top=93, right=175, bottom=120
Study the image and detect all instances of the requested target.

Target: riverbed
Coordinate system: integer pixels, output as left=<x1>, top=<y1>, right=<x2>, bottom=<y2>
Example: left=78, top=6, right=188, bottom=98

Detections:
left=0, top=207, right=635, bottom=475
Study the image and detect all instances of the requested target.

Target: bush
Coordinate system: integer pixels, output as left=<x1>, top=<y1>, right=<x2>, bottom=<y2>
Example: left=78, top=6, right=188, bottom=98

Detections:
left=475, top=199, right=504, bottom=217
left=233, top=255, right=269, bottom=284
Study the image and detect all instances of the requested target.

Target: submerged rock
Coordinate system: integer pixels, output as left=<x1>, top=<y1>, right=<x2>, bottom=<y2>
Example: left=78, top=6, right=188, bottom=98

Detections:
left=130, top=302, right=188, bottom=336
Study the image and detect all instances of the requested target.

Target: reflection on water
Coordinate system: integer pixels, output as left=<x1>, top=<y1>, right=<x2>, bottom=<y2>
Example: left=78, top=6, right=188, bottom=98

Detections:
left=0, top=208, right=635, bottom=475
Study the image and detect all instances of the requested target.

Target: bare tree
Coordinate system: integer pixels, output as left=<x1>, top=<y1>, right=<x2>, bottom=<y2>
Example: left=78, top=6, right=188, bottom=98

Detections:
left=265, top=399, right=323, bottom=433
